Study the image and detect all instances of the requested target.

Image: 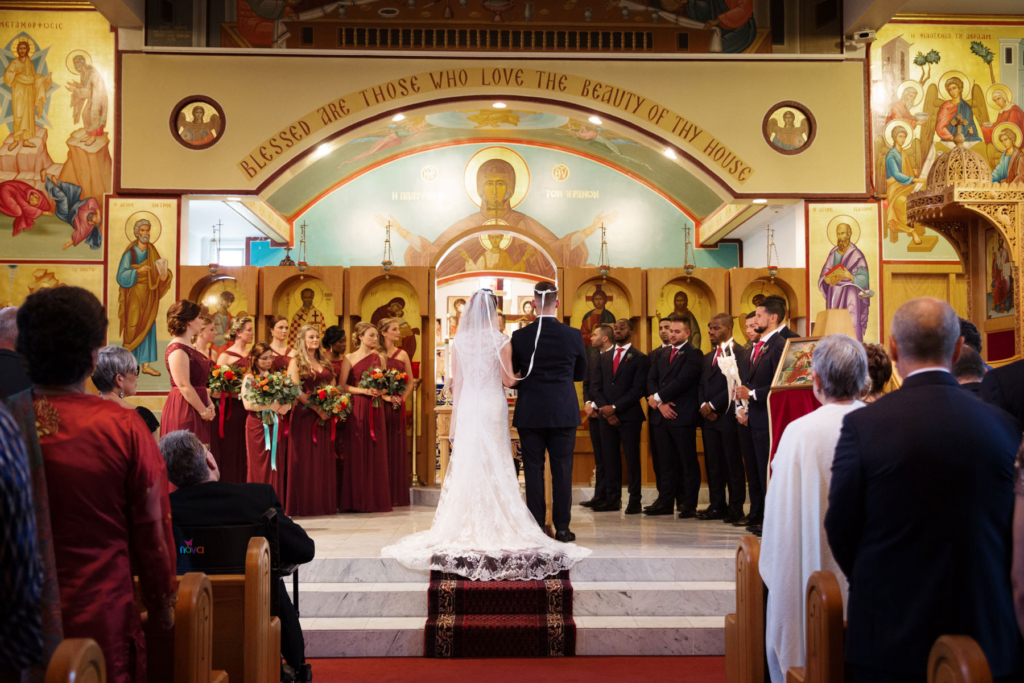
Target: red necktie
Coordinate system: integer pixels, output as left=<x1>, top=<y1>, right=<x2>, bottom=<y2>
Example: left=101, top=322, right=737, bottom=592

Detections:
left=613, top=347, right=624, bottom=373
left=752, top=341, right=764, bottom=362
left=669, top=346, right=679, bottom=363
left=713, top=347, right=721, bottom=367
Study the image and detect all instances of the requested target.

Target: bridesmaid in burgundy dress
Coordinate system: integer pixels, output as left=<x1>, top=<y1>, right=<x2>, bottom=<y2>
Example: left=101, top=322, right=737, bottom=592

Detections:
left=339, top=322, right=392, bottom=513
left=242, top=341, right=291, bottom=500
left=163, top=300, right=215, bottom=443
left=193, top=313, right=217, bottom=363
left=378, top=318, right=413, bottom=507
left=321, top=326, right=348, bottom=503
left=211, top=317, right=254, bottom=483
left=286, top=325, right=337, bottom=516
left=268, top=315, right=295, bottom=502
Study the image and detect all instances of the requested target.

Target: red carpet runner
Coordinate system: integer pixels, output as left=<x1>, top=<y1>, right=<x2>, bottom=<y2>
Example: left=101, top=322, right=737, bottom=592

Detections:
left=424, top=570, right=577, bottom=658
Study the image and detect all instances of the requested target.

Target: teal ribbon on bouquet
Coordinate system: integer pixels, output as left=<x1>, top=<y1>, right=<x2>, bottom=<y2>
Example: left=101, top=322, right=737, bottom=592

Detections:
left=262, top=412, right=280, bottom=471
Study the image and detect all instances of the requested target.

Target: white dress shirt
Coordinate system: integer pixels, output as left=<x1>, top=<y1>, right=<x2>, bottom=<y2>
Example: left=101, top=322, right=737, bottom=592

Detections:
left=749, top=326, right=787, bottom=401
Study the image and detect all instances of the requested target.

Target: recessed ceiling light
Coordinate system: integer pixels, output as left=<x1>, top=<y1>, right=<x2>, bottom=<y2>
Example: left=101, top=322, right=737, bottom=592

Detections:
left=752, top=198, right=768, bottom=204
left=225, top=197, right=241, bottom=201
left=588, top=116, right=602, bottom=125
left=392, top=113, right=405, bottom=121
left=492, top=102, right=507, bottom=109
left=663, top=148, right=677, bottom=159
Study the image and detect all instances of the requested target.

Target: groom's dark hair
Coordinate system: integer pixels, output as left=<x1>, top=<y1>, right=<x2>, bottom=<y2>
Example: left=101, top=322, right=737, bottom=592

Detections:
left=534, top=281, right=557, bottom=310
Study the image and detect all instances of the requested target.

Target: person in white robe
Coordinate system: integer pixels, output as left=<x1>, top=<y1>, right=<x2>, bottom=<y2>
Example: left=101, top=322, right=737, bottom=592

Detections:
left=760, top=333, right=869, bottom=683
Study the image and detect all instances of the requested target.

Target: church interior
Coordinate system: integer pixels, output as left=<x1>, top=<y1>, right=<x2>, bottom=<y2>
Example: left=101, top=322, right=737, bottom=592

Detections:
left=3, top=0, right=1024, bottom=680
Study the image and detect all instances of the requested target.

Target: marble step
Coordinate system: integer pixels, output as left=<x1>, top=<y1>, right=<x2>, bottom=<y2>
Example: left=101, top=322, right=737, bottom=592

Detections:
left=409, top=485, right=717, bottom=507
left=299, top=551, right=735, bottom=583
left=288, top=581, right=734, bottom=618
left=301, top=616, right=725, bottom=657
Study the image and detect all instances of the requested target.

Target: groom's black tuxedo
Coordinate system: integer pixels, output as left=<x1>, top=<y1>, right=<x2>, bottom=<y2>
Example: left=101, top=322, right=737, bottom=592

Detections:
left=511, top=316, right=587, bottom=533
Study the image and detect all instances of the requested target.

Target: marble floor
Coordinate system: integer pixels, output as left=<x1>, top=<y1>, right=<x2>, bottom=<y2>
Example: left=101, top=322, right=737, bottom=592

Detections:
left=293, top=486, right=746, bottom=657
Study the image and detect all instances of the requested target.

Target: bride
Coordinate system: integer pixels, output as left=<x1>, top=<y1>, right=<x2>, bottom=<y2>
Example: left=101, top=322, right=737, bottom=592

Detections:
left=381, top=289, right=590, bottom=581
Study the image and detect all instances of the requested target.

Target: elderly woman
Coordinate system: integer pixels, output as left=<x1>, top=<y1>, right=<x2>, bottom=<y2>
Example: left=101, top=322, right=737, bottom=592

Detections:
left=16, top=286, right=176, bottom=683
left=92, top=345, right=160, bottom=436
left=759, top=334, right=868, bottom=683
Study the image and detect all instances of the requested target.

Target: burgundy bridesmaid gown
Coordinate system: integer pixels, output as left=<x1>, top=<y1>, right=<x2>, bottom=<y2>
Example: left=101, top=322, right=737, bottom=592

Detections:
left=245, top=374, right=286, bottom=501
left=341, top=354, right=392, bottom=513
left=285, top=365, right=337, bottom=517
left=211, top=349, right=248, bottom=483
left=270, top=348, right=293, bottom=506
left=331, top=358, right=348, bottom=507
left=384, top=351, right=410, bottom=507
left=162, top=342, right=211, bottom=443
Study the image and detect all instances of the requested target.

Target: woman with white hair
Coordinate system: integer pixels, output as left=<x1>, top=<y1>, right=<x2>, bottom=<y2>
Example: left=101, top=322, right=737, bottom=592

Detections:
left=759, top=334, right=868, bottom=683
left=92, top=345, right=160, bottom=436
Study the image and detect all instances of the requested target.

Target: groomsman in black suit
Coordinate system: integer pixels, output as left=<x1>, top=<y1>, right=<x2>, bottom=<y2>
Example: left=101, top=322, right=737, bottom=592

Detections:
left=647, top=318, right=673, bottom=502
left=697, top=313, right=748, bottom=523
left=581, top=324, right=614, bottom=509
left=592, top=318, right=649, bottom=514
left=645, top=314, right=703, bottom=517
left=734, top=296, right=798, bottom=535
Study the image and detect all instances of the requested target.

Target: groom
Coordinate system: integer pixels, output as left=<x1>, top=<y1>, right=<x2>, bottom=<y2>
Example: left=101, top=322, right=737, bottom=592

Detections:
left=511, top=281, right=587, bottom=542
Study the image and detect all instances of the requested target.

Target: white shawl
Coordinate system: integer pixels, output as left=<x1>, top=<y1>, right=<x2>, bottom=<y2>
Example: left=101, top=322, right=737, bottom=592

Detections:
left=759, top=402, right=859, bottom=683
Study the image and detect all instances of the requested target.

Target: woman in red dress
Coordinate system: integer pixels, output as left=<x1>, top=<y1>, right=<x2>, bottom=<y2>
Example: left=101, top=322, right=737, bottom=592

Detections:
left=193, top=313, right=217, bottom=363
left=321, top=326, right=348, bottom=503
left=286, top=325, right=337, bottom=516
left=267, top=316, right=295, bottom=504
left=16, top=286, right=177, bottom=683
left=378, top=318, right=413, bottom=507
left=211, top=317, right=253, bottom=483
left=340, top=322, right=392, bottom=513
left=242, top=341, right=291, bottom=500
left=164, top=301, right=215, bottom=443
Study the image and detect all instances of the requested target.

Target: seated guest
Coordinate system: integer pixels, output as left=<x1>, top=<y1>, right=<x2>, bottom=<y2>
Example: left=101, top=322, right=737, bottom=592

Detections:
left=0, top=401, right=43, bottom=676
left=861, top=343, right=892, bottom=403
left=760, top=334, right=866, bottom=683
left=93, top=345, right=161, bottom=436
left=953, top=346, right=986, bottom=395
left=826, top=298, right=1021, bottom=683
left=16, top=286, right=177, bottom=683
left=0, top=306, right=31, bottom=399
left=161, top=429, right=314, bottom=683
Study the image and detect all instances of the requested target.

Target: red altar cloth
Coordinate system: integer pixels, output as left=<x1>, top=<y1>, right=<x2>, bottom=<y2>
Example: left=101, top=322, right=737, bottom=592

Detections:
left=767, top=387, right=821, bottom=480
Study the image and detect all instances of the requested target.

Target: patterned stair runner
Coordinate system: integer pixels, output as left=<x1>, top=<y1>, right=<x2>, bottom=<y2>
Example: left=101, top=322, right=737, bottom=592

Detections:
left=424, top=570, right=576, bottom=657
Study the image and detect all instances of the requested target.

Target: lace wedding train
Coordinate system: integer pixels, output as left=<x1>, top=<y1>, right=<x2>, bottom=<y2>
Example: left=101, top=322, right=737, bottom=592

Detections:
left=381, top=293, right=590, bottom=581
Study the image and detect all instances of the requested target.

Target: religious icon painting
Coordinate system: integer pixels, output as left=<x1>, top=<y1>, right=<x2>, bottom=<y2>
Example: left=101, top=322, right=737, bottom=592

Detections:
left=517, top=295, right=537, bottom=328
left=762, top=102, right=816, bottom=155
left=278, top=277, right=332, bottom=349
left=772, top=337, right=822, bottom=391
left=570, top=281, right=629, bottom=349
left=0, top=263, right=104, bottom=309
left=447, top=296, right=468, bottom=339
left=808, top=203, right=880, bottom=343
left=362, top=279, right=421, bottom=363
left=105, top=197, right=178, bottom=393
left=170, top=96, right=225, bottom=150
left=655, top=280, right=711, bottom=353
left=986, top=227, right=1015, bottom=319
left=198, top=278, right=251, bottom=357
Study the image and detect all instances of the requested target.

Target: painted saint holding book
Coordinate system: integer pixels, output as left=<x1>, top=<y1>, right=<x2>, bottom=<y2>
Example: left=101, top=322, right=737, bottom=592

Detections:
left=817, top=216, right=870, bottom=341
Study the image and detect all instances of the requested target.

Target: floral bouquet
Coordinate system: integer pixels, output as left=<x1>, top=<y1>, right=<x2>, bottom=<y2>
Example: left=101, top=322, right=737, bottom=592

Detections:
left=359, top=367, right=390, bottom=408
left=208, top=364, right=244, bottom=395
left=307, top=385, right=354, bottom=425
left=385, top=368, right=409, bottom=410
left=244, top=371, right=301, bottom=426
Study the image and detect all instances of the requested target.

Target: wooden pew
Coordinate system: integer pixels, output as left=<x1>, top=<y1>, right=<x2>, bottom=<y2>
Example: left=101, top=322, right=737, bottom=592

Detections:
left=928, top=636, right=992, bottom=683
left=45, top=639, right=105, bottom=683
left=785, top=571, right=845, bottom=683
left=142, top=572, right=228, bottom=683
left=725, top=535, right=766, bottom=683
left=205, top=537, right=280, bottom=683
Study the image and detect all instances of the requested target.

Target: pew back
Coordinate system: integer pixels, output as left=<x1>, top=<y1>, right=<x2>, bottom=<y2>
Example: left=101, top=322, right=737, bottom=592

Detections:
left=802, top=571, right=844, bottom=683
left=45, top=639, right=105, bottom=683
left=735, top=535, right=766, bottom=683
left=928, top=636, right=993, bottom=683
left=141, top=572, right=227, bottom=683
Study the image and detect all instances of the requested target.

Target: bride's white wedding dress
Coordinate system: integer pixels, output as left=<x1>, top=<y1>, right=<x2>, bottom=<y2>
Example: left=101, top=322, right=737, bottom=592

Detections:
left=381, top=289, right=590, bottom=581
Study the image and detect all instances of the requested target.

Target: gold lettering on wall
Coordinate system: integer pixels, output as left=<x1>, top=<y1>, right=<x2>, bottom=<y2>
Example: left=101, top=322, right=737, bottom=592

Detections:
left=237, top=67, right=754, bottom=185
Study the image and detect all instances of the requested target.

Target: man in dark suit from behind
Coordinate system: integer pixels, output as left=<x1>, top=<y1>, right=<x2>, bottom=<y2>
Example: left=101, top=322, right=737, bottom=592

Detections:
left=582, top=324, right=614, bottom=510
left=953, top=345, right=986, bottom=396
left=645, top=314, right=702, bottom=517
left=982, top=355, right=1024, bottom=434
left=511, top=281, right=588, bottom=542
left=825, top=298, right=1021, bottom=683
left=161, top=430, right=315, bottom=682
left=592, top=318, right=650, bottom=514
left=697, top=313, right=748, bottom=523
left=734, top=296, right=798, bottom=534
left=0, top=307, right=31, bottom=400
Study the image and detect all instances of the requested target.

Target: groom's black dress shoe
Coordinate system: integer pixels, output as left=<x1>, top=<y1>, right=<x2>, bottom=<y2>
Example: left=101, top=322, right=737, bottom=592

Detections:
left=554, top=530, right=576, bottom=543
left=592, top=500, right=622, bottom=512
